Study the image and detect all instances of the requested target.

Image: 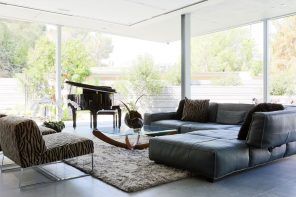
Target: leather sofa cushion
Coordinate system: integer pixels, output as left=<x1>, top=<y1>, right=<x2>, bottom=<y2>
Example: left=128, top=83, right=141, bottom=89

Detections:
left=180, top=123, right=235, bottom=133
left=216, top=103, right=253, bottom=124
left=225, top=125, right=241, bottom=131
left=247, top=110, right=296, bottom=148
left=286, top=141, right=296, bottom=157
left=238, top=103, right=284, bottom=140
left=144, top=112, right=177, bottom=125
left=249, top=144, right=286, bottom=166
left=217, top=103, right=254, bottom=112
left=151, top=120, right=191, bottom=131
left=216, top=110, right=246, bottom=125
left=188, top=129, right=239, bottom=140
left=208, top=102, right=218, bottom=123
left=187, top=139, right=249, bottom=179
left=149, top=134, right=216, bottom=169
left=149, top=134, right=249, bottom=179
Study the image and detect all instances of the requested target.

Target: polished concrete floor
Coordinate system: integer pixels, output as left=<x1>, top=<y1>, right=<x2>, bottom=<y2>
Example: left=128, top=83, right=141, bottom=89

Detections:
left=1, top=121, right=296, bottom=197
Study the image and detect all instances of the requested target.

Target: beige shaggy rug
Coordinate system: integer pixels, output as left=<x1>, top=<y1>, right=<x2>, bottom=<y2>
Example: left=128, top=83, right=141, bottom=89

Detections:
left=65, top=136, right=190, bottom=192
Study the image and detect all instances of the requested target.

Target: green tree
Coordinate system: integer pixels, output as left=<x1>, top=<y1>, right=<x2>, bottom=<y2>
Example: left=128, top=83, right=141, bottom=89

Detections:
left=21, top=37, right=55, bottom=98
left=21, top=37, right=93, bottom=99
left=0, top=20, right=44, bottom=77
left=84, top=33, right=113, bottom=67
left=62, top=39, right=93, bottom=82
left=191, top=27, right=261, bottom=74
left=116, top=55, right=163, bottom=99
left=63, top=28, right=113, bottom=67
left=129, top=55, right=163, bottom=95
left=270, top=16, right=296, bottom=96
left=164, top=62, right=181, bottom=85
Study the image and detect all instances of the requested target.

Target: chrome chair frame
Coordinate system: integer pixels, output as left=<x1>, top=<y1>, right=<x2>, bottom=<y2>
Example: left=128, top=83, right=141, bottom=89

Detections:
left=0, top=153, right=20, bottom=172
left=2, top=152, right=94, bottom=189
left=18, top=153, right=94, bottom=189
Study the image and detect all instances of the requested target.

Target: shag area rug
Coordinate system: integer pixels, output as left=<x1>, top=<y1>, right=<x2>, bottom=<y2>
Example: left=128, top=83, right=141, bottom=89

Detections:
left=65, top=136, right=190, bottom=192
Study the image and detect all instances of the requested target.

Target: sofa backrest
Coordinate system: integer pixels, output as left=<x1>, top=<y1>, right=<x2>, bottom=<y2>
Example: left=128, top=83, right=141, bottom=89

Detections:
left=0, top=116, right=47, bottom=167
left=208, top=103, right=254, bottom=124
left=247, top=109, right=296, bottom=148
left=207, top=103, right=218, bottom=122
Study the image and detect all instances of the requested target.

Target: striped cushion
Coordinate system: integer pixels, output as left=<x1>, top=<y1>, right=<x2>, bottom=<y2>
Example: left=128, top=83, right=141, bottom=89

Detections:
left=181, top=99, right=210, bottom=122
left=42, top=133, right=94, bottom=164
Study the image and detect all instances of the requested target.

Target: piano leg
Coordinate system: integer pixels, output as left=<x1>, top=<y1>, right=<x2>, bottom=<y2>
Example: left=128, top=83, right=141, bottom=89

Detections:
left=90, top=111, right=92, bottom=128
left=118, top=108, right=122, bottom=128
left=115, top=114, right=118, bottom=128
left=113, top=114, right=116, bottom=129
left=92, top=112, right=98, bottom=129
left=72, top=109, right=77, bottom=129
left=112, top=105, right=121, bottom=128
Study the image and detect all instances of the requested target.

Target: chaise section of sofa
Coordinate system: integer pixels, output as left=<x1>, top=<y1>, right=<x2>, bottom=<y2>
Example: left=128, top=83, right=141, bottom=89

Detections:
left=149, top=130, right=249, bottom=181
left=149, top=108, right=296, bottom=181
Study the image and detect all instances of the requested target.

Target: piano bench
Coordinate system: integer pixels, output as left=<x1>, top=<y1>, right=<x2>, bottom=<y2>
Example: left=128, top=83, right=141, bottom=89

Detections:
left=96, top=110, right=120, bottom=129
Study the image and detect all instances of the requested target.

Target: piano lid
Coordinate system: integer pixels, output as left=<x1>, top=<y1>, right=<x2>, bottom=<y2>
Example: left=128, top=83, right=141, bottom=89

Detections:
left=65, top=81, right=116, bottom=93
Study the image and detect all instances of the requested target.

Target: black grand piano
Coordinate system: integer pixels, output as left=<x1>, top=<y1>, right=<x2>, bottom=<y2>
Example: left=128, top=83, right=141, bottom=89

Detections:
left=66, top=81, right=121, bottom=129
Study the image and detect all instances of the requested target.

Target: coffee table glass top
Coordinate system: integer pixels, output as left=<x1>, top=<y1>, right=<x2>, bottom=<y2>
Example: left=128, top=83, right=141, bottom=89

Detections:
left=93, top=125, right=178, bottom=150
left=114, top=125, right=177, bottom=136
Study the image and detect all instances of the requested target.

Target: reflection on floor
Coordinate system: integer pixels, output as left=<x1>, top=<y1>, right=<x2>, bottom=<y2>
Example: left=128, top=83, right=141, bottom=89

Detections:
left=1, top=121, right=296, bottom=197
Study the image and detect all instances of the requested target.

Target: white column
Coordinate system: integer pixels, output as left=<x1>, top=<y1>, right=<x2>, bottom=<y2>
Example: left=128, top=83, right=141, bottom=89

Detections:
left=55, top=25, right=62, bottom=121
left=181, top=13, right=191, bottom=99
left=263, top=19, right=269, bottom=102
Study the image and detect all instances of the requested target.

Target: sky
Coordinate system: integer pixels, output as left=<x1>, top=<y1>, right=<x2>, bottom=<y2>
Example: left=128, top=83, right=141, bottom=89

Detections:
left=104, top=22, right=264, bottom=68
left=105, top=34, right=180, bottom=68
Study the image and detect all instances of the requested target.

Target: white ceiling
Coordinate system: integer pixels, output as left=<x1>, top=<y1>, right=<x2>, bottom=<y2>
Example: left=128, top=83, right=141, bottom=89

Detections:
left=0, top=0, right=296, bottom=42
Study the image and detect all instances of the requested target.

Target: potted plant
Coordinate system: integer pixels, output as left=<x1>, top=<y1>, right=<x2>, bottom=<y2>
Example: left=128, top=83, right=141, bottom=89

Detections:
left=121, top=95, right=144, bottom=131
left=43, top=121, right=65, bottom=133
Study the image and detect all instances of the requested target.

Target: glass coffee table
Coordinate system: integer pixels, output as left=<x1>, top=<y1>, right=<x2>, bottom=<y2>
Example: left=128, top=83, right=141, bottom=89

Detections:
left=92, top=125, right=177, bottom=150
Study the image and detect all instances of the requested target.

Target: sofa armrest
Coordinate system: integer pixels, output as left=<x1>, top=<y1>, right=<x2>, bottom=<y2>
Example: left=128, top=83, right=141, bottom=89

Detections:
left=144, top=112, right=177, bottom=125
left=247, top=110, right=296, bottom=148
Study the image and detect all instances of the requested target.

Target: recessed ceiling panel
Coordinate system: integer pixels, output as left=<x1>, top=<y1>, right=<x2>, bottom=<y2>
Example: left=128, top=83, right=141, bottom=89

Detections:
left=0, top=0, right=205, bottom=25
left=0, top=0, right=296, bottom=42
left=126, top=0, right=198, bottom=10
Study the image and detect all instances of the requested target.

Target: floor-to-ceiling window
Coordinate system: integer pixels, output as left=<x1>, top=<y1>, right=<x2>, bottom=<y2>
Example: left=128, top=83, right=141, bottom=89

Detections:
left=61, top=26, right=181, bottom=123
left=269, top=15, right=296, bottom=105
left=4, top=14, right=295, bottom=123
left=190, top=23, right=264, bottom=103
left=0, top=18, right=56, bottom=119
left=0, top=17, right=181, bottom=123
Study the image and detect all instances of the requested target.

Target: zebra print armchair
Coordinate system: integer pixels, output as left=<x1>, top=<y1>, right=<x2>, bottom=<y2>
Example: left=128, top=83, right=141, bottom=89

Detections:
left=0, top=116, right=94, bottom=187
left=0, top=114, right=56, bottom=152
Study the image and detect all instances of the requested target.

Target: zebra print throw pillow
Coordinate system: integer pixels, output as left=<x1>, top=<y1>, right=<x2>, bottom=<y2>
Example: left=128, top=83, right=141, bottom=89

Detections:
left=181, top=98, right=210, bottom=122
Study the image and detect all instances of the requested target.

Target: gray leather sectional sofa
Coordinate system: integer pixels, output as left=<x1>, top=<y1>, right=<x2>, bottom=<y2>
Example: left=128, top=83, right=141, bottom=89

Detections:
left=145, top=103, right=296, bottom=181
